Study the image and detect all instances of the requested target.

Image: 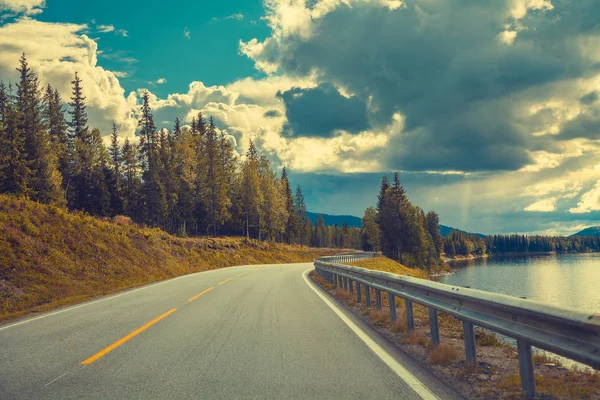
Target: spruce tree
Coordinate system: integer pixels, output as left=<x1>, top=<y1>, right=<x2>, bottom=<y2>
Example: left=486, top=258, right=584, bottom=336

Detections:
left=17, top=54, right=64, bottom=205
left=0, top=82, right=31, bottom=196
left=137, top=91, right=167, bottom=227
left=121, top=137, right=140, bottom=219
left=68, top=72, right=88, bottom=142
left=294, top=185, right=308, bottom=246
left=280, top=166, right=296, bottom=243
left=240, top=140, right=262, bottom=238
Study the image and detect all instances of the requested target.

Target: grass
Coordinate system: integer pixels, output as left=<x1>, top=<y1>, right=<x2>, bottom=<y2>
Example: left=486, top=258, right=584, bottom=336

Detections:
left=0, top=195, right=335, bottom=322
left=428, top=344, right=458, bottom=365
left=347, top=257, right=429, bottom=279
left=532, top=351, right=563, bottom=367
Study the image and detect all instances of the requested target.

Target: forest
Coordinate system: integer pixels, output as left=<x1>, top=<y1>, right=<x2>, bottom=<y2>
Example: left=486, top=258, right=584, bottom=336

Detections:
left=359, top=174, right=444, bottom=269
left=0, top=54, right=361, bottom=249
left=443, top=231, right=600, bottom=256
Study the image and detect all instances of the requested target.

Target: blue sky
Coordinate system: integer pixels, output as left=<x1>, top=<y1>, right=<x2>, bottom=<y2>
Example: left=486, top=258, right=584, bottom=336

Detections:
left=37, top=0, right=270, bottom=95
left=1, top=0, right=600, bottom=235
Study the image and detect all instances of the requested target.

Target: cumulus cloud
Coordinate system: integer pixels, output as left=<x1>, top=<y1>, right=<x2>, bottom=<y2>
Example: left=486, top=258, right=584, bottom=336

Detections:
left=0, top=0, right=45, bottom=15
left=0, top=18, right=138, bottom=138
left=183, top=27, right=191, bottom=39
left=524, top=197, right=557, bottom=212
left=241, top=0, right=600, bottom=173
left=569, top=181, right=600, bottom=214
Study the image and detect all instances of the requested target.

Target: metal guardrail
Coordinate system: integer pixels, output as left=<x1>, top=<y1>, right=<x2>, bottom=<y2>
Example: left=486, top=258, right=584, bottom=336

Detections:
left=314, top=252, right=600, bottom=399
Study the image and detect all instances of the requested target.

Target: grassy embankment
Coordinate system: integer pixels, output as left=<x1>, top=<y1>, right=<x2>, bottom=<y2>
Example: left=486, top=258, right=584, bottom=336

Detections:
left=0, top=195, right=334, bottom=323
left=312, top=256, right=600, bottom=399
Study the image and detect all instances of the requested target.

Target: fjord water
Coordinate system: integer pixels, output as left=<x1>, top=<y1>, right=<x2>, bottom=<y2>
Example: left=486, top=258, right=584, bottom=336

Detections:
left=441, top=253, right=600, bottom=313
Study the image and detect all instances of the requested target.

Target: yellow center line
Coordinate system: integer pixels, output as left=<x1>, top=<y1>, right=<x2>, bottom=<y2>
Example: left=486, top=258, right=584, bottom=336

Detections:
left=80, top=308, right=177, bottom=365
left=187, top=286, right=214, bottom=303
left=218, top=277, right=234, bottom=285
left=236, top=272, right=249, bottom=277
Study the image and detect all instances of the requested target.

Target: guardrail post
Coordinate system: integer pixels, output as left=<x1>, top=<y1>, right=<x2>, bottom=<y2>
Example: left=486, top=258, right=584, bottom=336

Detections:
left=349, top=279, right=354, bottom=294
left=405, top=300, right=415, bottom=331
left=517, top=342, right=536, bottom=399
left=463, top=321, right=477, bottom=365
left=375, top=289, right=382, bottom=310
left=365, top=285, right=371, bottom=307
left=332, top=273, right=337, bottom=289
left=338, top=275, right=343, bottom=289
left=388, top=293, right=397, bottom=322
left=429, top=308, right=440, bottom=346
left=356, top=282, right=362, bottom=303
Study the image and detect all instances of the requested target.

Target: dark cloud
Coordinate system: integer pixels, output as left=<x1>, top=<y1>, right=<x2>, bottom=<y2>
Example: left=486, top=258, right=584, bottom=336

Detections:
left=580, top=92, right=598, bottom=105
left=263, top=109, right=282, bottom=118
left=276, top=83, right=369, bottom=137
left=247, top=0, right=600, bottom=171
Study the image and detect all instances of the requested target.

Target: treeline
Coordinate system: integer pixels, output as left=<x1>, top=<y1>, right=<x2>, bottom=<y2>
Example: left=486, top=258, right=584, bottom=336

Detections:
left=0, top=54, right=361, bottom=248
left=360, top=173, right=443, bottom=269
left=443, top=231, right=600, bottom=256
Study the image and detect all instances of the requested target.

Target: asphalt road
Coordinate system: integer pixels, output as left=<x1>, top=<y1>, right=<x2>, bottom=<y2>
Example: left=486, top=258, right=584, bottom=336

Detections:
left=0, top=263, right=462, bottom=400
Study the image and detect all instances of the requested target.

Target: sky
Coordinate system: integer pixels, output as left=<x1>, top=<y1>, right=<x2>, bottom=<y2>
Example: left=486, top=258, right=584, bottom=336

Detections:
left=1, top=0, right=600, bottom=235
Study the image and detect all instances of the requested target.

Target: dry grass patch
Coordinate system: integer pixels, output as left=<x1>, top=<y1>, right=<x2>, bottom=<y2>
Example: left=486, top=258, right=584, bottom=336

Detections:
left=401, top=331, right=430, bottom=347
left=0, top=195, right=336, bottom=322
left=347, top=257, right=429, bottom=279
left=369, top=308, right=391, bottom=326
left=428, top=344, right=458, bottom=365
left=475, top=328, right=502, bottom=347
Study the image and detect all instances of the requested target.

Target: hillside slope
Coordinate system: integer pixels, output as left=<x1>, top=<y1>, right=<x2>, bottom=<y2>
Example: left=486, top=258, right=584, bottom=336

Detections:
left=306, top=211, right=362, bottom=228
left=0, top=195, right=333, bottom=321
left=571, top=226, right=600, bottom=237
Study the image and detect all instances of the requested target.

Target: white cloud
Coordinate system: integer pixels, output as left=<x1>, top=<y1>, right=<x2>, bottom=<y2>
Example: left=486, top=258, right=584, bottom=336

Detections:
left=148, top=77, right=166, bottom=85
left=97, top=24, right=115, bottom=33
left=97, top=24, right=128, bottom=37
left=569, top=181, right=600, bottom=214
left=0, top=0, right=45, bottom=15
left=212, top=13, right=244, bottom=22
left=183, top=27, right=191, bottom=39
left=524, top=197, right=558, bottom=212
left=0, top=18, right=138, bottom=139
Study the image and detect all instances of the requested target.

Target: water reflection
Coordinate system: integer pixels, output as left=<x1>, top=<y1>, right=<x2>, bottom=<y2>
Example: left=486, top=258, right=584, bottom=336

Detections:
left=441, top=253, right=600, bottom=313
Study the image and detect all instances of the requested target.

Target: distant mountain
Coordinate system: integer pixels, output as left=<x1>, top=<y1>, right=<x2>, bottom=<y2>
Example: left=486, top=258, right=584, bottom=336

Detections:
left=439, top=225, right=486, bottom=239
left=571, top=226, right=600, bottom=237
left=306, top=212, right=362, bottom=228
left=307, top=212, right=485, bottom=238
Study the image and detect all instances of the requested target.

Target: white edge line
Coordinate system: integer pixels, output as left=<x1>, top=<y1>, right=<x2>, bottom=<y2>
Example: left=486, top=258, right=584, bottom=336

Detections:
left=44, top=371, right=69, bottom=387
left=0, top=262, right=309, bottom=332
left=302, top=268, right=440, bottom=400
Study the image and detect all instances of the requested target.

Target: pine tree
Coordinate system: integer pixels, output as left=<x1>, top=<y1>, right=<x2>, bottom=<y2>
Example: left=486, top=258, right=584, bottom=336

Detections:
left=43, top=85, right=70, bottom=191
left=258, top=156, right=285, bottom=241
left=137, top=91, right=167, bottom=227
left=0, top=82, right=31, bottom=196
left=17, top=54, right=64, bottom=205
left=294, top=185, right=308, bottom=246
left=172, top=122, right=198, bottom=236
left=280, top=166, right=296, bottom=243
left=68, top=72, right=88, bottom=142
left=121, top=137, right=140, bottom=219
left=240, top=140, right=262, bottom=238
left=107, top=123, right=123, bottom=215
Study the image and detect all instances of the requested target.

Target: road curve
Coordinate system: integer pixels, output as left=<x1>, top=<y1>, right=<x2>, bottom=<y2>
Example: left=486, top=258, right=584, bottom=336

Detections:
left=0, top=263, right=462, bottom=399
